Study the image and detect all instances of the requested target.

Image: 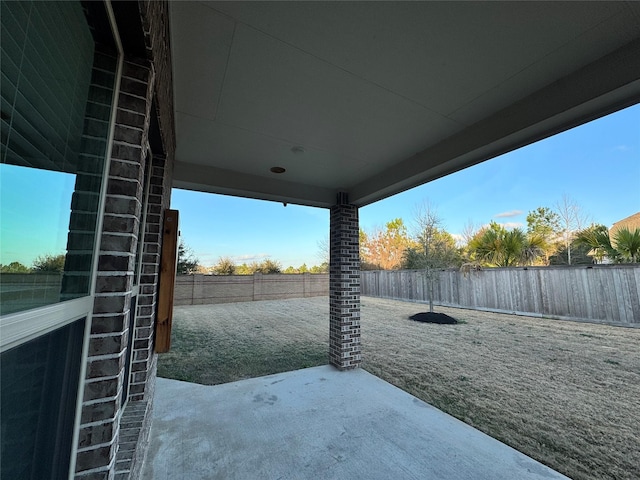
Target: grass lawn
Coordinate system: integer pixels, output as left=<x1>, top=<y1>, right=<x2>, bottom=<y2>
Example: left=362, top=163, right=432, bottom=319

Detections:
left=157, top=296, right=640, bottom=480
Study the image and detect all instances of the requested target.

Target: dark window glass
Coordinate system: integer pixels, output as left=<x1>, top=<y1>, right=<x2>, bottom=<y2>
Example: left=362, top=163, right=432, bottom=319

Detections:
left=0, top=318, right=86, bottom=479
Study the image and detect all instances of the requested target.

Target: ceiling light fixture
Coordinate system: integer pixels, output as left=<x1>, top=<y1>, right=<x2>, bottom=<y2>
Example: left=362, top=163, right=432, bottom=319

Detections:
left=270, top=166, right=286, bottom=174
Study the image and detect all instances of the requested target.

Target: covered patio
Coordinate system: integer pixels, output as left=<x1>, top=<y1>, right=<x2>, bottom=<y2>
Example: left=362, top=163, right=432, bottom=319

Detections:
left=167, top=0, right=640, bottom=372
left=2, top=2, right=638, bottom=479
left=141, top=366, right=566, bottom=480
left=150, top=2, right=640, bottom=478
left=152, top=3, right=639, bottom=477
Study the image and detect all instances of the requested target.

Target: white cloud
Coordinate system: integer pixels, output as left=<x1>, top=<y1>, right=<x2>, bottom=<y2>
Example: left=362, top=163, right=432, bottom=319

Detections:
left=232, top=253, right=271, bottom=263
left=494, top=210, right=523, bottom=218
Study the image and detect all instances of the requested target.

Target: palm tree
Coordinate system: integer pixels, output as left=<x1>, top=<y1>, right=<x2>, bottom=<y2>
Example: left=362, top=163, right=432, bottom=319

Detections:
left=612, top=228, right=640, bottom=263
left=521, top=233, right=547, bottom=265
left=574, top=224, right=615, bottom=263
left=468, top=223, right=503, bottom=266
left=575, top=225, right=640, bottom=263
left=468, top=222, right=547, bottom=267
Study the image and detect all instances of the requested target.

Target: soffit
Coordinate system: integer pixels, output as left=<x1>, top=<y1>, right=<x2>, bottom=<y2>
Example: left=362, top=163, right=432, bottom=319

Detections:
left=170, top=1, right=640, bottom=207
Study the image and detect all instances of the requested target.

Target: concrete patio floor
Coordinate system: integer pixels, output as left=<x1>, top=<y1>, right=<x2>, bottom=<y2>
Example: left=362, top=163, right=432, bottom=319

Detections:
left=141, top=365, right=567, bottom=480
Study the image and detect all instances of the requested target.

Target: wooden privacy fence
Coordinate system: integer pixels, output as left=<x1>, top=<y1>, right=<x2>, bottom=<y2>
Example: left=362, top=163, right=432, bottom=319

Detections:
left=361, top=265, right=640, bottom=326
left=174, top=273, right=329, bottom=306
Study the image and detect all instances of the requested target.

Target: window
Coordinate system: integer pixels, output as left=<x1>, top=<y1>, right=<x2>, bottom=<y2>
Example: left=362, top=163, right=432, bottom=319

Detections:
left=1, top=0, right=116, bottom=315
left=0, top=2, right=121, bottom=478
left=0, top=318, right=85, bottom=479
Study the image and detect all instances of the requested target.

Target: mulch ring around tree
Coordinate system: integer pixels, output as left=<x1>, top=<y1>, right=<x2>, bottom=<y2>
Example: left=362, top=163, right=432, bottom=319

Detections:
left=409, top=312, right=458, bottom=324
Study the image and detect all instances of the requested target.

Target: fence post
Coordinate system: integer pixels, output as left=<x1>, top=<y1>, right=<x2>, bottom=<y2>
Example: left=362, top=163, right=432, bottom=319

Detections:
left=253, top=272, right=262, bottom=301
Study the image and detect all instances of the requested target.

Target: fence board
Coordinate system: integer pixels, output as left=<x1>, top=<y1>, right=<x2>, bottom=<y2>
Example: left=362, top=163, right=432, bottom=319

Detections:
left=175, top=273, right=329, bottom=305
left=361, top=265, right=640, bottom=326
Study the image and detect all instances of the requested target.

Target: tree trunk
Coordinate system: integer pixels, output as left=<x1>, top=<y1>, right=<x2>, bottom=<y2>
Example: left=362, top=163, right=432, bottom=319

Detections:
left=429, top=277, right=434, bottom=313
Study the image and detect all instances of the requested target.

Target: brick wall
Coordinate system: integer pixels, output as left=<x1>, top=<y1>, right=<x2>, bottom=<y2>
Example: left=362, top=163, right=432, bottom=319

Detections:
left=63, top=48, right=120, bottom=305
left=75, top=58, right=155, bottom=480
left=329, top=194, right=361, bottom=370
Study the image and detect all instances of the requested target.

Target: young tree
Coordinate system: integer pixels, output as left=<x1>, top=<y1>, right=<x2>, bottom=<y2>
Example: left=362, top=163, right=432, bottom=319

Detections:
left=403, top=229, right=461, bottom=269
left=177, top=241, right=199, bottom=274
left=403, top=202, right=461, bottom=313
left=554, top=195, right=590, bottom=265
left=32, top=254, right=66, bottom=273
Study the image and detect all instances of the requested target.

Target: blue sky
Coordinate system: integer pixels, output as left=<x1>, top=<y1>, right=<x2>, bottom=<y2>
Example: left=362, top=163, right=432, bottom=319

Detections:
left=173, top=103, right=640, bottom=268
left=0, top=165, right=75, bottom=267
left=1, top=104, right=638, bottom=269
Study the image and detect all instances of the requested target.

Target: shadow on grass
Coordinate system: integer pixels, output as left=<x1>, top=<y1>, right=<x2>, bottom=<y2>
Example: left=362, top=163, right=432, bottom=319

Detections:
left=157, top=336, right=328, bottom=386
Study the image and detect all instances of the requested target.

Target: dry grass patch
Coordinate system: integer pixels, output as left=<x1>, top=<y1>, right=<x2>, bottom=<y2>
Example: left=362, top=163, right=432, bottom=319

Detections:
left=361, top=297, right=640, bottom=480
left=158, top=296, right=640, bottom=480
left=157, top=299, right=328, bottom=384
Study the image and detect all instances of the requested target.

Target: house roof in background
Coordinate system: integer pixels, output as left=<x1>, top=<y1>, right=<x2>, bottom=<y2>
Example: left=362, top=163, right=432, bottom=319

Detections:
left=610, top=212, right=640, bottom=235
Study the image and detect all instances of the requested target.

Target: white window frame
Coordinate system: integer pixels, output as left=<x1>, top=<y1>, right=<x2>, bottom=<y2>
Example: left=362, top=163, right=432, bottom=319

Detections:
left=0, top=297, right=93, bottom=352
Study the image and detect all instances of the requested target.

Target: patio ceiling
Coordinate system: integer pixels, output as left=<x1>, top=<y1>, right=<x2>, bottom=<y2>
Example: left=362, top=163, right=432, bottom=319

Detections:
left=169, top=1, right=640, bottom=208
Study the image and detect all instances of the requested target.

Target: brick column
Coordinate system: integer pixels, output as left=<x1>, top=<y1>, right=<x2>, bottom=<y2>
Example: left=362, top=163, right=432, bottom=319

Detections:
left=75, top=59, right=154, bottom=480
left=128, top=153, right=171, bottom=402
left=329, top=193, right=361, bottom=370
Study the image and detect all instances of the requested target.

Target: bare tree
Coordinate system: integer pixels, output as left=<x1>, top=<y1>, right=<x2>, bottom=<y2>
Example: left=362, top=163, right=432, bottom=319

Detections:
left=461, top=219, right=479, bottom=247
left=406, top=201, right=458, bottom=313
left=554, top=195, right=590, bottom=265
left=317, top=236, right=329, bottom=265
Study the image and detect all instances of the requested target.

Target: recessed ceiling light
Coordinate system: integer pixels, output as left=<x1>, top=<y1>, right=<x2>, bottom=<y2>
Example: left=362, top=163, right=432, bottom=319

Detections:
left=270, top=166, right=286, bottom=174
